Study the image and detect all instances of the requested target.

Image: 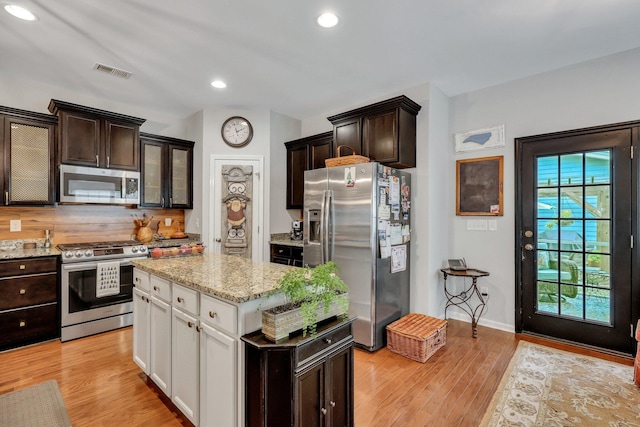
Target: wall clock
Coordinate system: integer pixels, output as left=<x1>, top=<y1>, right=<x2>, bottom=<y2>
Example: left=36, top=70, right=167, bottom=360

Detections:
left=221, top=116, right=253, bottom=147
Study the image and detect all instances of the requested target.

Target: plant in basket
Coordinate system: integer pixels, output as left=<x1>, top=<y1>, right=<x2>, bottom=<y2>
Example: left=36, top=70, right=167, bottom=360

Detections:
left=262, top=261, right=349, bottom=341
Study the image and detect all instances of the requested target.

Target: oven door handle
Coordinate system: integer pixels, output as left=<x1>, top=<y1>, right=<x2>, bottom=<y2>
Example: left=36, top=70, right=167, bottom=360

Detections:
left=61, top=259, right=135, bottom=272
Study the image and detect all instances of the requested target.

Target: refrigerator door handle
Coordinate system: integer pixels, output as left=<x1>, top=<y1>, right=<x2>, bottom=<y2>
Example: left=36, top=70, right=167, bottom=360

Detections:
left=324, top=190, right=333, bottom=262
left=320, top=189, right=331, bottom=264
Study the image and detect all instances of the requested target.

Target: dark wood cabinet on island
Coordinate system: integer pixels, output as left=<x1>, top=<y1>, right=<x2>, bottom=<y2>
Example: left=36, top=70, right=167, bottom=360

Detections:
left=285, top=131, right=333, bottom=209
left=242, top=317, right=354, bottom=427
left=49, top=99, right=145, bottom=171
left=0, top=106, right=56, bottom=205
left=327, top=95, right=421, bottom=169
left=0, top=257, right=59, bottom=351
left=140, top=133, right=194, bottom=209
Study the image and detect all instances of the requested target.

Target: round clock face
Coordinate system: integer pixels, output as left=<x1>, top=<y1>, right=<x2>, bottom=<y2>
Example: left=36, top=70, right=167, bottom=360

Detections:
left=221, top=116, right=253, bottom=147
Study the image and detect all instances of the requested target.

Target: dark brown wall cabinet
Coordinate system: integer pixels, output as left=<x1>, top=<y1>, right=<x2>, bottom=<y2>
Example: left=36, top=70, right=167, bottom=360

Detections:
left=285, top=131, right=333, bottom=209
left=140, top=133, right=194, bottom=209
left=0, top=106, right=56, bottom=206
left=0, top=257, right=59, bottom=351
left=243, top=317, right=354, bottom=427
left=270, top=243, right=303, bottom=267
left=327, top=95, right=421, bottom=169
left=49, top=99, right=145, bottom=171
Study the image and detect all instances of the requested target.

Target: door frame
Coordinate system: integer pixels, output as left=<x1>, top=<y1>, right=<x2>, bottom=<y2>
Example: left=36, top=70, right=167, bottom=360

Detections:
left=209, top=155, right=264, bottom=262
left=515, top=120, right=640, bottom=353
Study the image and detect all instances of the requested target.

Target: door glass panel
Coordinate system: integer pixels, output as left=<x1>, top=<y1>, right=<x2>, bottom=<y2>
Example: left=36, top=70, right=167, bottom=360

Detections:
left=144, top=144, right=162, bottom=204
left=171, top=148, right=188, bottom=205
left=535, top=150, right=612, bottom=324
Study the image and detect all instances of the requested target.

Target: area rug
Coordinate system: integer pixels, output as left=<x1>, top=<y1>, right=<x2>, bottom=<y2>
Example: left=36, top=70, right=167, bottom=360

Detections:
left=480, top=341, right=640, bottom=426
left=0, top=380, right=72, bottom=426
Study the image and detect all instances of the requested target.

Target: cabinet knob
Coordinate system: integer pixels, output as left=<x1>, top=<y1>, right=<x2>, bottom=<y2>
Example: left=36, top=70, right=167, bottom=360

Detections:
left=209, top=311, right=217, bottom=318
left=19, top=265, right=26, bottom=270
left=321, top=408, right=327, bottom=415
left=177, top=297, right=184, bottom=303
left=196, top=326, right=201, bottom=332
left=324, top=338, right=332, bottom=344
left=187, top=321, right=194, bottom=328
left=19, top=289, right=26, bottom=295
left=330, top=401, right=336, bottom=407
left=135, top=277, right=139, bottom=282
left=278, top=249, right=284, bottom=254
left=19, top=321, right=26, bottom=327
left=153, top=286, right=159, bottom=291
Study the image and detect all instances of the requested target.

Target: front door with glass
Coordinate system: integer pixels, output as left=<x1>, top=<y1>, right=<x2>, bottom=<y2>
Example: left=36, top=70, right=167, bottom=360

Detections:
left=517, top=124, right=636, bottom=354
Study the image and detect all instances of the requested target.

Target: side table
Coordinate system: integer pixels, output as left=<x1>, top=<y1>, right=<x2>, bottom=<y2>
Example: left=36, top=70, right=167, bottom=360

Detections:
left=441, top=268, right=490, bottom=338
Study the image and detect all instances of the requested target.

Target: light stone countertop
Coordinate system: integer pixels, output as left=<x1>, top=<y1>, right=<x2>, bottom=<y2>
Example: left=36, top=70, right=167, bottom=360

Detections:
left=269, top=233, right=303, bottom=248
left=0, top=246, right=61, bottom=260
left=131, top=252, right=299, bottom=303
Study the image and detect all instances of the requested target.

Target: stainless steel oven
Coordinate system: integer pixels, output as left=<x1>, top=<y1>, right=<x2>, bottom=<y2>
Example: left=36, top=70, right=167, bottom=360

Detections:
left=58, top=241, right=148, bottom=341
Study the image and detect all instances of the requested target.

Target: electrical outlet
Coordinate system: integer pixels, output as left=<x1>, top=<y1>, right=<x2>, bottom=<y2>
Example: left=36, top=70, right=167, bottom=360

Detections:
left=481, top=286, right=489, bottom=296
left=9, top=219, right=21, bottom=232
left=165, top=218, right=172, bottom=226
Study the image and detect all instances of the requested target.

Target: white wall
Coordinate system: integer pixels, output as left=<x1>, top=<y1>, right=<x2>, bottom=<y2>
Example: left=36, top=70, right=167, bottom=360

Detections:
left=448, top=47, right=640, bottom=332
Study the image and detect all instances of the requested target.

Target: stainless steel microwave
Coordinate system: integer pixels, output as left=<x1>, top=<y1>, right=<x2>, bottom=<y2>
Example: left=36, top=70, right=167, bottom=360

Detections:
left=59, top=164, right=140, bottom=205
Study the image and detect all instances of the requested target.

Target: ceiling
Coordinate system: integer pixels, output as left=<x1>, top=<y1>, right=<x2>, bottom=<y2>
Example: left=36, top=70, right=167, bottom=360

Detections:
left=2, top=0, right=640, bottom=126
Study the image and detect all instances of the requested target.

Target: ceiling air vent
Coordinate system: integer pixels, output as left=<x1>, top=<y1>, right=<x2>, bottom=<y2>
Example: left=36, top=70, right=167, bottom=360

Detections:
left=93, top=63, right=133, bottom=79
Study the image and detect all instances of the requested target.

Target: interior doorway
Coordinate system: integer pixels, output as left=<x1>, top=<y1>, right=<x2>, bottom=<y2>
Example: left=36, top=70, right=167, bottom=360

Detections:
left=516, top=122, right=639, bottom=354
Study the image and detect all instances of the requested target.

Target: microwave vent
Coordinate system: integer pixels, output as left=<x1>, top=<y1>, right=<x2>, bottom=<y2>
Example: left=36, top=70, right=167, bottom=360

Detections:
left=93, top=63, right=132, bottom=79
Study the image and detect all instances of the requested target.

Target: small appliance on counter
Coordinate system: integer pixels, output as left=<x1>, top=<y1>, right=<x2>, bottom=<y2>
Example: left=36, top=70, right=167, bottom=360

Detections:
left=291, top=220, right=303, bottom=240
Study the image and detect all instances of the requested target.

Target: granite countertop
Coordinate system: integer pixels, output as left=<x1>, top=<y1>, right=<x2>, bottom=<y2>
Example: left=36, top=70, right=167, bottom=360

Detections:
left=132, top=253, right=298, bottom=303
left=0, top=239, right=61, bottom=260
left=269, top=233, right=303, bottom=248
left=146, top=235, right=203, bottom=248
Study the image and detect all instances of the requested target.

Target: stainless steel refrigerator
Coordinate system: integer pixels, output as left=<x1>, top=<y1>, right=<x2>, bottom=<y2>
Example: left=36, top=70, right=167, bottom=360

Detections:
left=303, top=162, right=411, bottom=351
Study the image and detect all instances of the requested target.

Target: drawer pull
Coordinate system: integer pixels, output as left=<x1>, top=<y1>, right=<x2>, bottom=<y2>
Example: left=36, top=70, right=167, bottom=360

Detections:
left=177, top=297, right=184, bottom=303
left=19, top=289, right=26, bottom=295
left=19, top=321, right=26, bottom=327
left=187, top=321, right=194, bottom=328
left=19, top=265, right=26, bottom=270
left=324, top=338, right=332, bottom=344
left=209, top=311, right=217, bottom=318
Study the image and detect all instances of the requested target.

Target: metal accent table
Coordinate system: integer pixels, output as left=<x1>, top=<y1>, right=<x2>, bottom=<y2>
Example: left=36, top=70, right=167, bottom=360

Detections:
left=441, top=268, right=490, bottom=338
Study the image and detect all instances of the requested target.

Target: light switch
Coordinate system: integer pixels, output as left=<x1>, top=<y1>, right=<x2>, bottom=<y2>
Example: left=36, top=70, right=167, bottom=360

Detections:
left=466, top=220, right=488, bottom=231
left=10, top=219, right=21, bottom=232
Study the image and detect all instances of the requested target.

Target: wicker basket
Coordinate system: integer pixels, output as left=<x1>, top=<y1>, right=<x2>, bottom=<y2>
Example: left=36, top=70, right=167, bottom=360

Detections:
left=386, top=314, right=447, bottom=363
left=325, top=145, right=370, bottom=167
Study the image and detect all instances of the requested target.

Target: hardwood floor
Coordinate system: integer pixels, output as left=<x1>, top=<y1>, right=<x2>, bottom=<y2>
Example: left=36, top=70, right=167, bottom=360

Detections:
left=0, top=319, right=631, bottom=426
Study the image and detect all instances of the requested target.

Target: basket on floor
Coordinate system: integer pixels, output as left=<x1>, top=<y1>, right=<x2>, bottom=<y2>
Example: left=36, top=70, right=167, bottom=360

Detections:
left=325, top=145, right=370, bottom=167
left=386, top=314, right=447, bottom=363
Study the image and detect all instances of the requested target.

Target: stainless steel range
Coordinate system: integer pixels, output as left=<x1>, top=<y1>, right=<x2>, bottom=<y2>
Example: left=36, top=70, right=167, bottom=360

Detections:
left=58, top=241, right=148, bottom=341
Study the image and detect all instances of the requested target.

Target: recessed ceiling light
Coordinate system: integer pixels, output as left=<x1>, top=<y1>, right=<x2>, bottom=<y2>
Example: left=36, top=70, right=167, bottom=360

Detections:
left=211, top=80, right=227, bottom=89
left=4, top=4, right=37, bottom=21
left=317, top=12, right=338, bottom=28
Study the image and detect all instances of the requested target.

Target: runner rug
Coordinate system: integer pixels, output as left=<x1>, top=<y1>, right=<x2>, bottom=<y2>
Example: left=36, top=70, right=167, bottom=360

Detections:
left=0, top=380, right=72, bottom=426
left=480, top=341, right=640, bottom=426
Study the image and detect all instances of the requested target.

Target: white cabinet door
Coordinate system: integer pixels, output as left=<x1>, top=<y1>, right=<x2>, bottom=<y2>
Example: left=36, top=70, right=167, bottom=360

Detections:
left=133, top=287, right=150, bottom=374
left=200, top=322, right=237, bottom=427
left=171, top=307, right=199, bottom=426
left=150, top=295, right=172, bottom=397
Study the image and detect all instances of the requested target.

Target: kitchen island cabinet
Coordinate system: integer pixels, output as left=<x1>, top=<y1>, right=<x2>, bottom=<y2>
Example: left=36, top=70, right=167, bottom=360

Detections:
left=132, top=253, right=295, bottom=427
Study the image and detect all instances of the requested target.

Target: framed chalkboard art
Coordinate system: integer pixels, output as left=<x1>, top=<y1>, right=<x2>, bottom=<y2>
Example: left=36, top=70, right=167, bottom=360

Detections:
left=456, top=156, right=503, bottom=216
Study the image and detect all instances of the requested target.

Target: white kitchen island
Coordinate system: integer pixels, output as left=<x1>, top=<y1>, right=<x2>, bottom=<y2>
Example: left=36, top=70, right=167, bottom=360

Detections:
left=131, top=253, right=294, bottom=427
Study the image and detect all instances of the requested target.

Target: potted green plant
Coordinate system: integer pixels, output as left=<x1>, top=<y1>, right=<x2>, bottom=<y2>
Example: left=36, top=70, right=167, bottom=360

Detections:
left=587, top=253, right=601, bottom=267
left=261, top=261, right=349, bottom=342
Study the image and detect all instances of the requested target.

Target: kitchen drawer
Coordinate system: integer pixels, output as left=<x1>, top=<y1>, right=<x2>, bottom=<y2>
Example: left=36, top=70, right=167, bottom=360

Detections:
left=133, top=269, right=150, bottom=292
left=200, top=294, right=237, bottom=335
left=0, top=303, right=58, bottom=349
left=0, top=273, right=57, bottom=310
left=297, top=320, right=352, bottom=368
left=173, top=284, right=199, bottom=316
left=150, top=275, right=171, bottom=302
left=271, top=245, right=292, bottom=258
left=0, top=258, right=57, bottom=278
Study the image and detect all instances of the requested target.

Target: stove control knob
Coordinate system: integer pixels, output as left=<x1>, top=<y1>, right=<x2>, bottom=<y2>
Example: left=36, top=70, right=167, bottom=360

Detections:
left=131, top=247, right=139, bottom=253
left=84, top=249, right=92, bottom=257
left=75, top=250, right=83, bottom=258
left=139, top=246, right=147, bottom=253
left=64, top=251, right=74, bottom=258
